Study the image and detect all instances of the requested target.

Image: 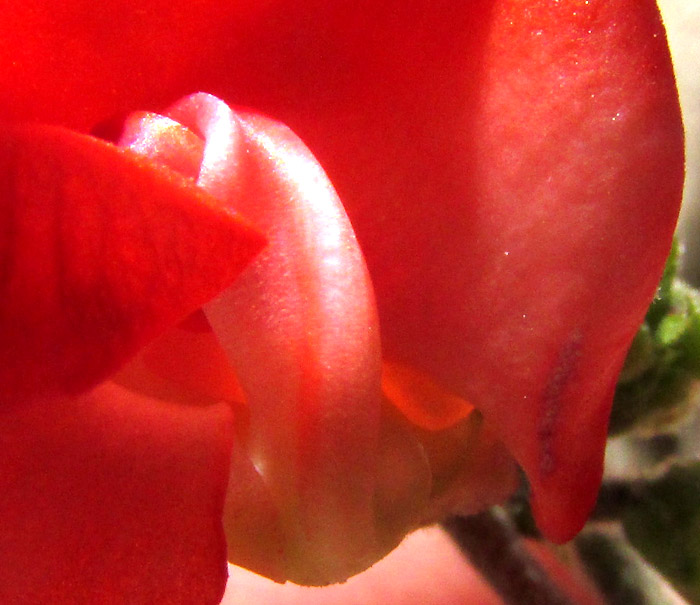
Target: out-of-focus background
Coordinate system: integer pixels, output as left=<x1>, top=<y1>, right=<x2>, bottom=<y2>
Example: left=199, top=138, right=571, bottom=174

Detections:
left=658, top=0, right=700, bottom=282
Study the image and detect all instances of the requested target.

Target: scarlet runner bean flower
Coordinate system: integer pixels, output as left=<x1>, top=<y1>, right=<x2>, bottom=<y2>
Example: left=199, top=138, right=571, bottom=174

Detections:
left=0, top=0, right=685, bottom=603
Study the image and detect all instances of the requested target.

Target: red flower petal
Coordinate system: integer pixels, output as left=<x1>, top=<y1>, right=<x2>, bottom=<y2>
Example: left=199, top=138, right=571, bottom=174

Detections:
left=362, top=0, right=683, bottom=542
left=0, top=382, right=232, bottom=604
left=0, top=124, right=264, bottom=402
left=0, top=0, right=684, bottom=546
left=0, top=1, right=259, bottom=130
left=382, top=361, right=476, bottom=432
left=239, top=0, right=683, bottom=541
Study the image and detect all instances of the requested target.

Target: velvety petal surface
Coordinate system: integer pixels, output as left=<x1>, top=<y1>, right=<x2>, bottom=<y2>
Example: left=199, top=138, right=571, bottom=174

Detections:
left=346, top=0, right=682, bottom=541
left=0, top=124, right=263, bottom=402
left=0, top=0, right=684, bottom=548
left=221, top=0, right=683, bottom=540
left=0, top=383, right=233, bottom=604
left=0, top=1, right=268, bottom=131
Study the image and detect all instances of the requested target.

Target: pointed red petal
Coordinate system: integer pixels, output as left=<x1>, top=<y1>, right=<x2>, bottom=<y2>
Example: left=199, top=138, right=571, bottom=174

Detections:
left=232, top=0, right=682, bottom=541
left=187, top=0, right=680, bottom=539
left=0, top=124, right=264, bottom=402
left=0, top=383, right=232, bottom=604
left=331, top=1, right=683, bottom=540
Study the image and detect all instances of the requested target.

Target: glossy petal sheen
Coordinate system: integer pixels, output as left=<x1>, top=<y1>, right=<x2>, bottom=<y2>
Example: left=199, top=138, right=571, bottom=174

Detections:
left=204, top=0, right=682, bottom=540
left=149, top=93, right=385, bottom=584
left=357, top=0, right=683, bottom=541
left=0, top=125, right=264, bottom=403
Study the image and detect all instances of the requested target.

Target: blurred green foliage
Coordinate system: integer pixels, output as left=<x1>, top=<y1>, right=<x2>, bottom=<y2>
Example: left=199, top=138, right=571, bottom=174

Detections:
left=611, top=240, right=700, bottom=435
